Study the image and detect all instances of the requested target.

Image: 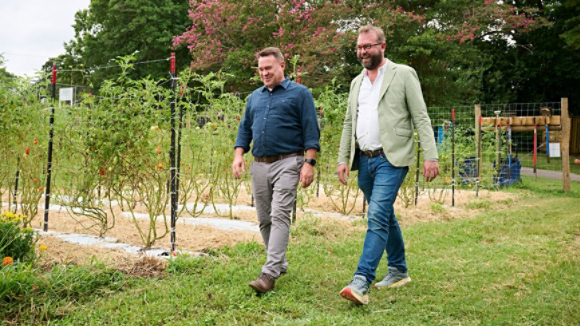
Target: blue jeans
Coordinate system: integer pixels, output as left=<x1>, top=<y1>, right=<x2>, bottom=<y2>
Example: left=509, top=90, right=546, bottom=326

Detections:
left=354, top=152, right=409, bottom=283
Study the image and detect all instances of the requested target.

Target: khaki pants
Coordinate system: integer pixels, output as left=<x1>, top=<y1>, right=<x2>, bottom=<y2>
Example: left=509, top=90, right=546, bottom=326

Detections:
left=250, top=155, right=303, bottom=278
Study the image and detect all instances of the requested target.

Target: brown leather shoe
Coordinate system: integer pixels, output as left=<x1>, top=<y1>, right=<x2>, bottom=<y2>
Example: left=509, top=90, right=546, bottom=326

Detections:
left=249, top=273, right=275, bottom=293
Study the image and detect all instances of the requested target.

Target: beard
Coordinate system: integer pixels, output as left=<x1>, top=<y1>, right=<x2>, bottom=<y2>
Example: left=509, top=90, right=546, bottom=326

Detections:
left=358, top=51, right=383, bottom=70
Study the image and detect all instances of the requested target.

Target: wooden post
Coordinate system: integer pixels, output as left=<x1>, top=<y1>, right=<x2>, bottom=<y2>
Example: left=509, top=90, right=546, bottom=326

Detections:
left=534, top=123, right=538, bottom=182
left=475, top=105, right=482, bottom=177
left=562, top=98, right=571, bottom=192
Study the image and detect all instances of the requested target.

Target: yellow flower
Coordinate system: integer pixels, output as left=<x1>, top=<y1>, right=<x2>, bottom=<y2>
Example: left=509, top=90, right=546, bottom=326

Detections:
left=4, top=211, right=15, bottom=218
left=39, top=245, right=47, bottom=251
left=198, top=174, right=203, bottom=178
left=469, top=184, right=472, bottom=188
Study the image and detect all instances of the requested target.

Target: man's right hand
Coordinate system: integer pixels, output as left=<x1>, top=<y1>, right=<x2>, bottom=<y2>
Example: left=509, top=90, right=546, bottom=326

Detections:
left=337, top=163, right=349, bottom=185
left=232, top=149, right=246, bottom=179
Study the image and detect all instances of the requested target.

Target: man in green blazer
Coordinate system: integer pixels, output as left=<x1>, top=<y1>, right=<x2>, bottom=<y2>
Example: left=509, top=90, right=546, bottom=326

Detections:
left=338, top=25, right=439, bottom=305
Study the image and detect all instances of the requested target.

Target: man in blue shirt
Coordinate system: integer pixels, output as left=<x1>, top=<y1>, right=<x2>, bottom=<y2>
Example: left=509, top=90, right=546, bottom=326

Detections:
left=233, top=47, right=320, bottom=293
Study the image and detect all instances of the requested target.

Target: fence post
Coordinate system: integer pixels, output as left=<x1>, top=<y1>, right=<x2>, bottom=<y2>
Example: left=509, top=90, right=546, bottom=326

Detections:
left=169, top=53, right=177, bottom=252
left=414, top=140, right=421, bottom=207
left=176, top=75, right=184, bottom=219
left=43, top=67, right=57, bottom=232
left=561, top=98, right=571, bottom=192
left=451, top=109, right=455, bottom=207
left=12, top=165, right=19, bottom=214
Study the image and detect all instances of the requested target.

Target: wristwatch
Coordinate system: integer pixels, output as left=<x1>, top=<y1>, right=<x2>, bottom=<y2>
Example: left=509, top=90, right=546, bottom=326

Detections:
left=304, top=158, right=316, bottom=166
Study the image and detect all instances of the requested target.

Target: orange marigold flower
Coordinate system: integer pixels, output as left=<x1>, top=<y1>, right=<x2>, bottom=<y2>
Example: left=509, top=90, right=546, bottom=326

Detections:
left=2, top=257, right=13, bottom=266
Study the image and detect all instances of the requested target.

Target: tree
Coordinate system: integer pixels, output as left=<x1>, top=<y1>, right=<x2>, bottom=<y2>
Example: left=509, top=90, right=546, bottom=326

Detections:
left=174, top=0, right=545, bottom=105
left=0, top=54, right=16, bottom=80
left=42, top=0, right=192, bottom=91
left=478, top=0, right=580, bottom=115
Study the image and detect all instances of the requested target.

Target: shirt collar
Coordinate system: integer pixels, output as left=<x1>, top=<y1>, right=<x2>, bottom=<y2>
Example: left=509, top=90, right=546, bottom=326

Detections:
left=261, top=76, right=291, bottom=92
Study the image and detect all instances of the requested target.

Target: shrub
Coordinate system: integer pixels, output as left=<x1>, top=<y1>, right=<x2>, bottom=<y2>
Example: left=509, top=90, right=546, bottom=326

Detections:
left=0, top=212, right=38, bottom=264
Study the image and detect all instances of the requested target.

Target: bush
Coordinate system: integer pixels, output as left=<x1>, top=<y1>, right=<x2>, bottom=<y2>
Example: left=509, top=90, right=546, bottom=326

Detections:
left=0, top=212, right=38, bottom=264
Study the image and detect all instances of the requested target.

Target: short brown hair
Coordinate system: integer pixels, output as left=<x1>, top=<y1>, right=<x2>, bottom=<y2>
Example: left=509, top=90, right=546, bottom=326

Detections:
left=358, top=25, right=386, bottom=43
left=258, top=47, right=284, bottom=62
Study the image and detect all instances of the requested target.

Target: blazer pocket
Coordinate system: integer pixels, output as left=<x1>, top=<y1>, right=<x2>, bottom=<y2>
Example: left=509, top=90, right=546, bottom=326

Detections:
left=395, top=127, right=413, bottom=138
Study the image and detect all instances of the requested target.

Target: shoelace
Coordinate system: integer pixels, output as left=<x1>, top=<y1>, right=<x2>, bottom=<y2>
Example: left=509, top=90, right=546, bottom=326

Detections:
left=351, top=277, right=368, bottom=289
left=260, top=273, right=273, bottom=282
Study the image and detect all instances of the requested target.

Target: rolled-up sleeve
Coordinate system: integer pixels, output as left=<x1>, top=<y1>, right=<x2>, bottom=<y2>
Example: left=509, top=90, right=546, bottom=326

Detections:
left=234, top=95, right=253, bottom=153
left=299, top=88, right=321, bottom=152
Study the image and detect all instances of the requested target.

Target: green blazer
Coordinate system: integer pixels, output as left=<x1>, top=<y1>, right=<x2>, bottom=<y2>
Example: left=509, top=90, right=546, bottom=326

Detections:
left=338, top=60, right=438, bottom=169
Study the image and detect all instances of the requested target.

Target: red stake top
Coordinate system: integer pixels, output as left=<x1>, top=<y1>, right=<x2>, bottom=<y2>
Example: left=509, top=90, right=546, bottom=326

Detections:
left=479, top=115, right=482, bottom=125
left=452, top=109, right=455, bottom=120
left=170, top=52, right=176, bottom=73
left=51, top=67, right=56, bottom=84
left=297, top=69, right=302, bottom=84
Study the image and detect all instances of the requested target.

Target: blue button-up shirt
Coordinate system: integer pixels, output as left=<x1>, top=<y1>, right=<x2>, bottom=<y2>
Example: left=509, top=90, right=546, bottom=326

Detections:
left=234, top=77, right=320, bottom=158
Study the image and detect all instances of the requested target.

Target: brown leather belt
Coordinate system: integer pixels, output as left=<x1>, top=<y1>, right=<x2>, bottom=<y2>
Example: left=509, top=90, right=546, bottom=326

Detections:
left=360, top=149, right=383, bottom=158
left=255, top=151, right=304, bottom=163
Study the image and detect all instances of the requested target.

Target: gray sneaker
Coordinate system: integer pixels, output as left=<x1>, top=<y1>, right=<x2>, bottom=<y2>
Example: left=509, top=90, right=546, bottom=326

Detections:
left=339, top=275, right=370, bottom=305
left=375, top=266, right=412, bottom=290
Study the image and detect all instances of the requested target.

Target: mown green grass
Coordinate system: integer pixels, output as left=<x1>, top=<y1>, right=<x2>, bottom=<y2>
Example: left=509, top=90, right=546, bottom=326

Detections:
left=4, top=189, right=580, bottom=325
left=517, top=153, right=580, bottom=175
left=517, top=175, right=580, bottom=194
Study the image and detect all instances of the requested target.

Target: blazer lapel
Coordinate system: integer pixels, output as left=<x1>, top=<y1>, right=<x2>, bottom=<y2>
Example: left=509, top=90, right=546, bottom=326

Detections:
left=378, top=60, right=397, bottom=101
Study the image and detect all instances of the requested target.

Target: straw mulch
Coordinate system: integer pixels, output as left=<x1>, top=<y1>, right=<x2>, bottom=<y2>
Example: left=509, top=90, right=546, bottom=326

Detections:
left=26, top=204, right=261, bottom=263
left=5, top=185, right=519, bottom=268
left=35, top=236, right=168, bottom=278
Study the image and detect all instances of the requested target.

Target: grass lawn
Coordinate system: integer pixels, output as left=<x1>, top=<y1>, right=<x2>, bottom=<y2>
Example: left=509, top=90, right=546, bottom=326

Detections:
left=4, top=189, right=580, bottom=325
left=516, top=153, right=580, bottom=175
left=516, top=175, right=580, bottom=194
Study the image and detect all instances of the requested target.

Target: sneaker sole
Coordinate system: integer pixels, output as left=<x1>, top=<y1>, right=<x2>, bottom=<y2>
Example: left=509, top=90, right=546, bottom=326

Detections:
left=374, top=277, right=411, bottom=290
left=339, top=286, right=369, bottom=305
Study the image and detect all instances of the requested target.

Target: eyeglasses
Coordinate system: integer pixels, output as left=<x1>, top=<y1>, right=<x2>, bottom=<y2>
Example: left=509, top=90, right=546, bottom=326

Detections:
left=355, top=43, right=383, bottom=52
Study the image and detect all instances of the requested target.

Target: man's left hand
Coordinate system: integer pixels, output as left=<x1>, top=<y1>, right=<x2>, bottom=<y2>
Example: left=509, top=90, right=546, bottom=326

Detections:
left=423, top=160, right=440, bottom=182
left=300, top=161, right=315, bottom=188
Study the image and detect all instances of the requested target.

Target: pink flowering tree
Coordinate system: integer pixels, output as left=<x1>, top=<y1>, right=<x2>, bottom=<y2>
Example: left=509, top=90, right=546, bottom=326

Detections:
left=174, top=0, right=550, bottom=104
left=173, top=0, right=360, bottom=91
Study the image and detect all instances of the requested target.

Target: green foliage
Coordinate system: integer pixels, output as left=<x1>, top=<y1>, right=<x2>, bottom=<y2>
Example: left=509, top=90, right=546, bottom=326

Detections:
left=41, top=0, right=192, bottom=91
left=0, top=212, right=38, bottom=263
left=0, top=260, right=129, bottom=323
left=479, top=0, right=580, bottom=115
left=430, top=203, right=445, bottom=212
left=465, top=199, right=492, bottom=210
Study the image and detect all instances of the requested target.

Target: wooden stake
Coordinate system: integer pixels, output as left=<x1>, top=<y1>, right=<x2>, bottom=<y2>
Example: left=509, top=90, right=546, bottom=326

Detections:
left=562, top=98, right=571, bottom=192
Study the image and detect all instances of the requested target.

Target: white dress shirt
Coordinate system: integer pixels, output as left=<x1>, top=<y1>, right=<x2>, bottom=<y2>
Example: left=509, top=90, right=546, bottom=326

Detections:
left=356, top=62, right=387, bottom=152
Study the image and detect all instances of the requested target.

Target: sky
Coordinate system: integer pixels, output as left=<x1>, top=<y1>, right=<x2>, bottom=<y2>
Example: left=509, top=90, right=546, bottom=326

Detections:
left=0, top=0, right=91, bottom=77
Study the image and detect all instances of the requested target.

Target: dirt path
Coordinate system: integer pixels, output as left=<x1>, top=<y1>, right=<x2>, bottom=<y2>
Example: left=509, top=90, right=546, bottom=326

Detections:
left=520, top=167, right=580, bottom=182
